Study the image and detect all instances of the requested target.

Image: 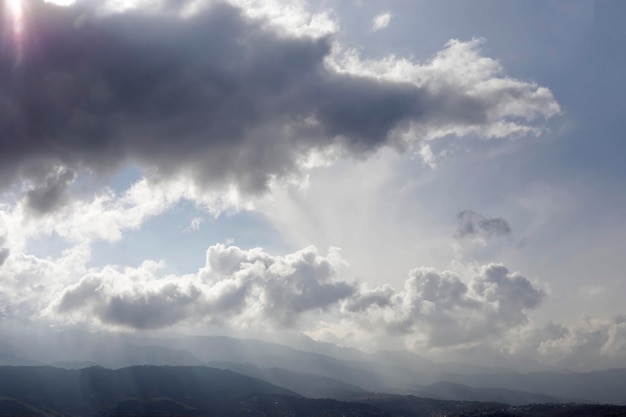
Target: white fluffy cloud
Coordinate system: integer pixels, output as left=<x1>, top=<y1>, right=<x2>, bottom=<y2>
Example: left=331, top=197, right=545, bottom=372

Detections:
left=343, top=263, right=545, bottom=348
left=327, top=38, right=561, bottom=145
left=0, top=243, right=90, bottom=320
left=505, top=316, right=626, bottom=371
left=0, top=174, right=249, bottom=257
left=27, top=242, right=542, bottom=351
left=46, top=244, right=354, bottom=329
left=1, top=232, right=623, bottom=369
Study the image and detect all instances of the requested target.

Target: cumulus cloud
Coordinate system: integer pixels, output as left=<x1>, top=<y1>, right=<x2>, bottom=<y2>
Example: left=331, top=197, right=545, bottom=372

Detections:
left=343, top=264, right=544, bottom=348
left=371, top=11, right=392, bottom=31
left=1, top=234, right=596, bottom=360
left=47, top=245, right=355, bottom=329
left=505, top=316, right=626, bottom=371
left=0, top=1, right=559, bottom=204
left=0, top=243, right=90, bottom=319
left=0, top=235, right=540, bottom=349
left=456, top=210, right=512, bottom=239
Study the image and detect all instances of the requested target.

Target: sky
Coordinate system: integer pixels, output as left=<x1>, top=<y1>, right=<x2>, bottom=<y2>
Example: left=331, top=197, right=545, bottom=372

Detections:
left=0, top=0, right=625, bottom=370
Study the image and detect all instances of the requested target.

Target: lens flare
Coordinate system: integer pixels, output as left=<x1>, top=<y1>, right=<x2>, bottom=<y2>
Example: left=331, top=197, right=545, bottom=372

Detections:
left=4, top=0, right=25, bottom=63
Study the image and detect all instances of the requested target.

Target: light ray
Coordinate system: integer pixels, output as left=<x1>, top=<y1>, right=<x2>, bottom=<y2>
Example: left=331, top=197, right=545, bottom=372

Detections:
left=4, top=0, right=25, bottom=63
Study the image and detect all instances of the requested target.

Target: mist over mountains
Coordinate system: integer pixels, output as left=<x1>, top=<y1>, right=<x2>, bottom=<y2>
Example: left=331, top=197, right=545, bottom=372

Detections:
left=1, top=330, right=626, bottom=408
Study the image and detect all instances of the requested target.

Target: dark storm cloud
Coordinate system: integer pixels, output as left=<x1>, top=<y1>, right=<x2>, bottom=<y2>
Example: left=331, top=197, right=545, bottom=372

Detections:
left=456, top=210, right=512, bottom=239
left=0, top=1, right=420, bottom=198
left=0, top=1, right=558, bottom=207
left=24, top=167, right=77, bottom=214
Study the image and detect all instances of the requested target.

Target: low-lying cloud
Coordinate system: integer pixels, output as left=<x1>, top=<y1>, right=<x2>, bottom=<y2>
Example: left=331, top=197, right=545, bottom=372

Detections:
left=344, top=264, right=544, bottom=347
left=38, top=243, right=544, bottom=350
left=48, top=245, right=355, bottom=329
left=4, top=236, right=622, bottom=365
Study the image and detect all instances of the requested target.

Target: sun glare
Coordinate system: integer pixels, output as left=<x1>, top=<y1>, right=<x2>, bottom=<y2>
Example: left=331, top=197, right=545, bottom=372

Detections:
left=4, top=0, right=25, bottom=62
left=7, top=0, right=24, bottom=33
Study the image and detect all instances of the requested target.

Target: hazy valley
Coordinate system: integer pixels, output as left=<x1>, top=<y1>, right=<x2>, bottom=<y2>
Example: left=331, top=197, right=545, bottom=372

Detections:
left=1, top=332, right=626, bottom=416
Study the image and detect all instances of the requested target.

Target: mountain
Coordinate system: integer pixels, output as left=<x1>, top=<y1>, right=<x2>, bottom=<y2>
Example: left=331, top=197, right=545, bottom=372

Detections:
left=254, top=332, right=371, bottom=362
left=163, top=335, right=388, bottom=391
left=0, top=365, right=297, bottom=416
left=93, top=344, right=207, bottom=368
left=2, top=330, right=626, bottom=405
left=356, top=394, right=626, bottom=417
left=442, top=368, right=626, bottom=405
left=1, top=366, right=626, bottom=417
left=415, top=381, right=571, bottom=405
left=356, top=394, right=508, bottom=417
left=0, top=365, right=388, bottom=417
left=0, top=398, right=53, bottom=416
left=52, top=360, right=100, bottom=369
left=206, top=361, right=366, bottom=399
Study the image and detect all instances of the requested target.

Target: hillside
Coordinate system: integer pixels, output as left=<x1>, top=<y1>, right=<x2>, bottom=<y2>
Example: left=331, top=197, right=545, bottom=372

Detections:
left=1, top=366, right=626, bottom=417
left=3, top=332, right=626, bottom=405
left=415, top=381, right=571, bottom=405
left=357, top=394, right=626, bottom=417
left=0, top=365, right=297, bottom=416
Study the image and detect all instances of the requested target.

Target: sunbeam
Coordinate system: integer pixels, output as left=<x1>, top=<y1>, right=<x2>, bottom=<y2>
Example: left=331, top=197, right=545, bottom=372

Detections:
left=4, top=0, right=25, bottom=63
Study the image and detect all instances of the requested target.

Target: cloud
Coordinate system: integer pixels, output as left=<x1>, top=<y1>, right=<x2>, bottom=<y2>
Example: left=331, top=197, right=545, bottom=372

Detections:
left=0, top=232, right=8, bottom=266
left=372, top=11, right=392, bottom=31
left=187, top=217, right=204, bottom=231
left=24, top=238, right=542, bottom=346
left=225, top=0, right=338, bottom=38
left=40, top=243, right=543, bottom=349
left=456, top=210, right=512, bottom=239
left=343, top=264, right=545, bottom=348
left=0, top=242, right=90, bottom=319
left=47, top=244, right=355, bottom=329
left=0, top=173, right=252, bottom=254
left=24, top=167, right=77, bottom=215
left=506, top=316, right=626, bottom=371
left=327, top=38, right=561, bottom=142
left=0, top=2, right=559, bottom=205
left=0, top=234, right=573, bottom=357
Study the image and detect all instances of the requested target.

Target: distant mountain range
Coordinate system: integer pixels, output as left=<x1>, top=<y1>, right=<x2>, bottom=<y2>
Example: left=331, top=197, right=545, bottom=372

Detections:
left=1, top=366, right=625, bottom=417
left=1, top=331, right=626, bottom=406
left=414, top=381, right=571, bottom=405
left=0, top=365, right=384, bottom=417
